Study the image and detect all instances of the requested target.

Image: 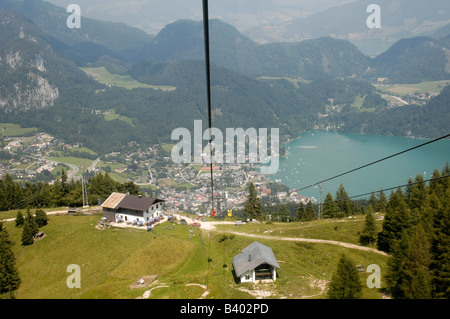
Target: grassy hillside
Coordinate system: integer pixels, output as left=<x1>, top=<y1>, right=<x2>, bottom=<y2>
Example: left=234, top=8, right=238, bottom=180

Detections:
left=377, top=80, right=450, bottom=96
left=81, top=67, right=176, bottom=91
left=2, top=213, right=389, bottom=299
left=0, top=123, right=38, bottom=137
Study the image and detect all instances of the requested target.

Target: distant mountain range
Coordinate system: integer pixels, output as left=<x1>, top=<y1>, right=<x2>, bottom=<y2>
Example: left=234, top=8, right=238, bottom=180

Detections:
left=42, top=0, right=450, bottom=57
left=0, top=0, right=449, bottom=154
left=279, top=0, right=450, bottom=55
left=139, top=19, right=370, bottom=80
left=138, top=19, right=450, bottom=83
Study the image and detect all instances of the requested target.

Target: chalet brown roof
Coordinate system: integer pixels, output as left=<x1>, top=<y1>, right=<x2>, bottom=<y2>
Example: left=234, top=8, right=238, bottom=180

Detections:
left=102, top=192, right=165, bottom=212
left=118, top=194, right=164, bottom=212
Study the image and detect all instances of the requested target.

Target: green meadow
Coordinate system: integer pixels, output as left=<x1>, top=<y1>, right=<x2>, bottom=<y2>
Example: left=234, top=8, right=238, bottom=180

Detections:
left=104, top=109, right=135, bottom=127
left=0, top=123, right=38, bottom=137
left=378, top=80, right=449, bottom=96
left=1, top=213, right=389, bottom=299
left=48, top=156, right=93, bottom=167
left=81, top=67, right=176, bottom=91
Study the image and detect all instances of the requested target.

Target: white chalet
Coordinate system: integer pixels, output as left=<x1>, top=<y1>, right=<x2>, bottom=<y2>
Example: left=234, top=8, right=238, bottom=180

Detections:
left=101, top=192, right=164, bottom=223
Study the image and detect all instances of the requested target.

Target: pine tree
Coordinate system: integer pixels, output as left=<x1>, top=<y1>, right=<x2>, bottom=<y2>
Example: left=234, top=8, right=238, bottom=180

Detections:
left=376, top=189, right=387, bottom=213
left=304, top=200, right=317, bottom=221
left=278, top=205, right=289, bottom=222
left=61, top=168, right=68, bottom=196
left=368, top=192, right=377, bottom=208
left=323, top=192, right=337, bottom=219
left=21, top=210, right=38, bottom=246
left=243, top=183, right=262, bottom=221
left=386, top=234, right=410, bottom=299
left=327, top=254, right=362, bottom=299
left=359, top=205, right=377, bottom=246
left=15, top=211, right=24, bottom=227
left=408, top=174, right=427, bottom=224
left=377, top=190, right=411, bottom=253
left=430, top=187, right=450, bottom=298
left=401, top=224, right=433, bottom=299
left=429, top=168, right=444, bottom=198
left=34, top=209, right=48, bottom=227
left=21, top=219, right=35, bottom=246
left=296, top=202, right=305, bottom=221
left=335, top=184, right=352, bottom=218
left=0, top=222, right=21, bottom=298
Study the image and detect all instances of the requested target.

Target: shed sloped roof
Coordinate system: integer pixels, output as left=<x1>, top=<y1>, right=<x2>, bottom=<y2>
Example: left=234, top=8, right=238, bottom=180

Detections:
left=232, top=241, right=280, bottom=278
left=101, top=192, right=126, bottom=209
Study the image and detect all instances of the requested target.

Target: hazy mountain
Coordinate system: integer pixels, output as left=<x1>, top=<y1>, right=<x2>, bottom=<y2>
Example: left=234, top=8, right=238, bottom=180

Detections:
left=371, top=36, right=450, bottom=83
left=0, top=8, right=380, bottom=152
left=432, top=23, right=450, bottom=39
left=284, top=0, right=450, bottom=55
left=0, top=0, right=154, bottom=63
left=0, top=9, right=101, bottom=113
left=0, top=8, right=151, bottom=152
left=139, top=19, right=370, bottom=79
left=43, top=0, right=358, bottom=37
left=1, top=1, right=449, bottom=154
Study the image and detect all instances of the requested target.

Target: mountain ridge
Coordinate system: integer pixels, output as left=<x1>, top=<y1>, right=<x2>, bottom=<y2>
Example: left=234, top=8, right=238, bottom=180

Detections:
left=0, top=3, right=449, bottom=155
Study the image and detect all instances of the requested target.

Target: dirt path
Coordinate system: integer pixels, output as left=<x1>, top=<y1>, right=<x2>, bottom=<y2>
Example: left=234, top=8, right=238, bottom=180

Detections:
left=225, top=231, right=388, bottom=256
left=174, top=214, right=388, bottom=256
left=137, top=283, right=210, bottom=299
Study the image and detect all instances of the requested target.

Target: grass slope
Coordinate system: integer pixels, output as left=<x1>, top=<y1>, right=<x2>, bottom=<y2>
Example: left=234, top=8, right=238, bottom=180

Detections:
left=2, top=214, right=389, bottom=299
left=81, top=67, right=176, bottom=91
left=378, top=80, right=450, bottom=96
left=0, top=123, right=38, bottom=137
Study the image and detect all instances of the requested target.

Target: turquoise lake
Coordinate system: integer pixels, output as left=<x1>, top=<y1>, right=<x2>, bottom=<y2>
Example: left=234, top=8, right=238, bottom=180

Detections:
left=268, top=131, right=450, bottom=200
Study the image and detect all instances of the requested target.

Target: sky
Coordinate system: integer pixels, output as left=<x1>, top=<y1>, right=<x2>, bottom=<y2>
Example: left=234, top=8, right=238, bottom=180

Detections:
left=44, top=0, right=358, bottom=36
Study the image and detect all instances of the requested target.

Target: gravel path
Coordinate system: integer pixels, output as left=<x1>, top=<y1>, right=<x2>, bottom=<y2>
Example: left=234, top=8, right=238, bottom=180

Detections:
left=172, top=214, right=388, bottom=256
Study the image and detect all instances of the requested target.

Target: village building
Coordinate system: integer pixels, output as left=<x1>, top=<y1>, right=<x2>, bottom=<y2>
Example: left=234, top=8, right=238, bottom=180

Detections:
left=101, top=192, right=165, bottom=224
left=232, top=241, right=280, bottom=283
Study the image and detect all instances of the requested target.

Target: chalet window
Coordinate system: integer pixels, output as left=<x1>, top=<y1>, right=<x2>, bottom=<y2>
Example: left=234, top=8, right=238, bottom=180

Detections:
left=245, top=275, right=250, bottom=280
left=156, top=204, right=159, bottom=209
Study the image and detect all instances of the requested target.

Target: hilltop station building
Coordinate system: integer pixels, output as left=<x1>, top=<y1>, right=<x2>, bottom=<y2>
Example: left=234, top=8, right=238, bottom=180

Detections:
left=233, top=241, right=280, bottom=283
left=101, top=192, right=165, bottom=224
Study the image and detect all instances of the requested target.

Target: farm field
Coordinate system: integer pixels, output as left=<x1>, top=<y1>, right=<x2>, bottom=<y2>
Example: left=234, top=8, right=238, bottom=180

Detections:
left=81, top=67, right=176, bottom=91
left=104, top=109, right=135, bottom=127
left=47, top=156, right=93, bottom=168
left=1, top=213, right=389, bottom=299
left=0, top=123, right=38, bottom=137
left=377, top=80, right=449, bottom=96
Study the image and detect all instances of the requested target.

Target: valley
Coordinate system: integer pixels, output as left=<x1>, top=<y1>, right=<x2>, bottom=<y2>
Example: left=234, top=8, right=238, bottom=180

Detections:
left=0, top=0, right=449, bottom=303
